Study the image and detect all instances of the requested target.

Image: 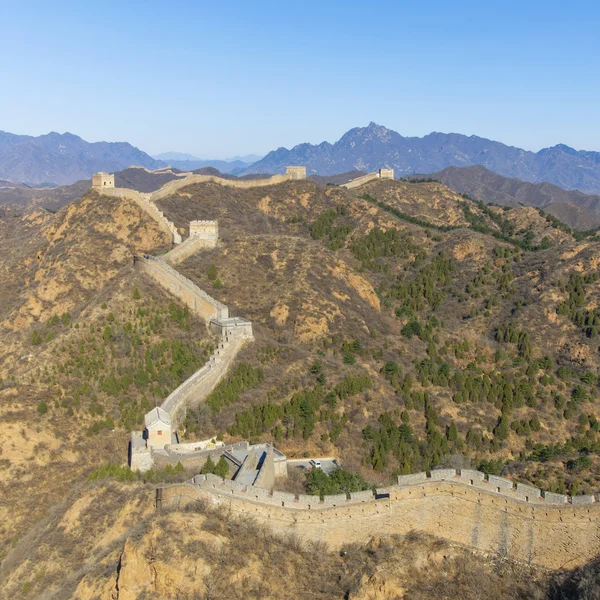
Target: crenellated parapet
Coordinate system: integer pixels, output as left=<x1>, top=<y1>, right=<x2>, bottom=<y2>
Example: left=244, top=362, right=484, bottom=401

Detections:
left=156, top=467, right=600, bottom=569
left=165, top=467, right=596, bottom=510
left=134, top=254, right=229, bottom=322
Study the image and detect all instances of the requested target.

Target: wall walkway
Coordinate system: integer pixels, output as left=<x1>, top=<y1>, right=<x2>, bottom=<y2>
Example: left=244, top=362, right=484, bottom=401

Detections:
left=150, top=172, right=293, bottom=201
left=133, top=255, right=252, bottom=427
left=341, top=173, right=381, bottom=189
left=99, top=187, right=182, bottom=244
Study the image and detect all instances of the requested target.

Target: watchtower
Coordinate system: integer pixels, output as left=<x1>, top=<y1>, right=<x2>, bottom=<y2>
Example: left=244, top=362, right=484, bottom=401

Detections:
left=189, top=220, right=218, bottom=245
left=92, top=172, right=115, bottom=189
left=286, top=166, right=307, bottom=180
left=379, top=168, right=394, bottom=180
left=144, top=407, right=172, bottom=449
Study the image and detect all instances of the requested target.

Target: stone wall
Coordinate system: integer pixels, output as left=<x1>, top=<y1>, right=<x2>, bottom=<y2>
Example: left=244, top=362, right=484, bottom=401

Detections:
left=162, top=237, right=214, bottom=266
left=133, top=256, right=253, bottom=427
left=158, top=470, right=600, bottom=569
left=341, top=173, right=380, bottom=189
left=150, top=172, right=294, bottom=201
left=161, top=335, right=248, bottom=425
left=342, top=168, right=395, bottom=189
left=136, top=192, right=182, bottom=244
left=98, top=187, right=182, bottom=244
left=134, top=255, right=229, bottom=322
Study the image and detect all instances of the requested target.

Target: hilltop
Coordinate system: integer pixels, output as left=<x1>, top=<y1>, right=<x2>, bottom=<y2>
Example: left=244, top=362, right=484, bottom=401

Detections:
left=3, top=174, right=600, bottom=595
left=246, top=122, right=600, bottom=194
left=425, top=165, right=600, bottom=230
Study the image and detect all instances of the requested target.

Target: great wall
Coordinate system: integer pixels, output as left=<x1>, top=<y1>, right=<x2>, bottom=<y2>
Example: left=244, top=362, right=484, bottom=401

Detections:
left=91, top=166, right=600, bottom=571
left=158, top=468, right=600, bottom=570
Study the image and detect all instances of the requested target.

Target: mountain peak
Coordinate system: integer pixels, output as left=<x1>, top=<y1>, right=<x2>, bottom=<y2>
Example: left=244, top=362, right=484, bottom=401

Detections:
left=246, top=124, right=600, bottom=193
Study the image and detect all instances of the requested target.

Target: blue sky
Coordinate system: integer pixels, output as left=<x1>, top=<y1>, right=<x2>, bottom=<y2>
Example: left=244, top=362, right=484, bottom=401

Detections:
left=1, top=0, right=598, bottom=158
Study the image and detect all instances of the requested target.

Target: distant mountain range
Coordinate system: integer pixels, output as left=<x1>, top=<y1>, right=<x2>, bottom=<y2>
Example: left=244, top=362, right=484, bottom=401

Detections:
left=152, top=152, right=262, bottom=174
left=0, top=131, right=166, bottom=186
left=246, top=122, right=600, bottom=194
left=4, top=123, right=600, bottom=199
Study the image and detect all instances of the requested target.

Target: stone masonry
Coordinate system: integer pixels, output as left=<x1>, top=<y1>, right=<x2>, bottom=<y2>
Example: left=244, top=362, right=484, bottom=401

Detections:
left=108, top=168, right=599, bottom=570
left=162, top=220, right=219, bottom=266
left=125, top=190, right=255, bottom=471
left=285, top=165, right=307, bottom=180
left=189, top=220, right=218, bottom=243
left=92, top=172, right=115, bottom=188
left=158, top=468, right=600, bottom=569
left=92, top=166, right=308, bottom=245
left=341, top=167, right=395, bottom=189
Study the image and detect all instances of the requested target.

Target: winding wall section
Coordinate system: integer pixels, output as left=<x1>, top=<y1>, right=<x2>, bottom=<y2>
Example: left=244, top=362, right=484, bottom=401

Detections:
left=158, top=469, right=600, bottom=570
left=135, top=255, right=229, bottom=321
left=132, top=255, right=252, bottom=427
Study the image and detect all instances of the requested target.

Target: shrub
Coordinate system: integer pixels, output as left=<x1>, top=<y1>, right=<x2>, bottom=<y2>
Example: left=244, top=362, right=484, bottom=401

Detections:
left=305, top=468, right=370, bottom=498
left=88, top=463, right=137, bottom=482
left=37, top=401, right=48, bottom=415
left=401, top=320, right=422, bottom=339
left=310, top=361, right=323, bottom=374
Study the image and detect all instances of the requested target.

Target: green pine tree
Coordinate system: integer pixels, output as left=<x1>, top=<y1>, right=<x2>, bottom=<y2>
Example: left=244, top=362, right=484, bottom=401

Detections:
left=201, top=455, right=216, bottom=474
left=214, top=456, right=229, bottom=478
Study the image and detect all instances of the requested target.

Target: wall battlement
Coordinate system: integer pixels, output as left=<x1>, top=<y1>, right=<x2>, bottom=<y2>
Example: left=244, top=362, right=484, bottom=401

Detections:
left=166, top=468, right=595, bottom=511
left=157, top=469, right=600, bottom=569
left=91, top=166, right=309, bottom=246
left=160, top=334, right=249, bottom=424
left=131, top=254, right=253, bottom=433
left=150, top=166, right=307, bottom=201
left=95, top=186, right=182, bottom=245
